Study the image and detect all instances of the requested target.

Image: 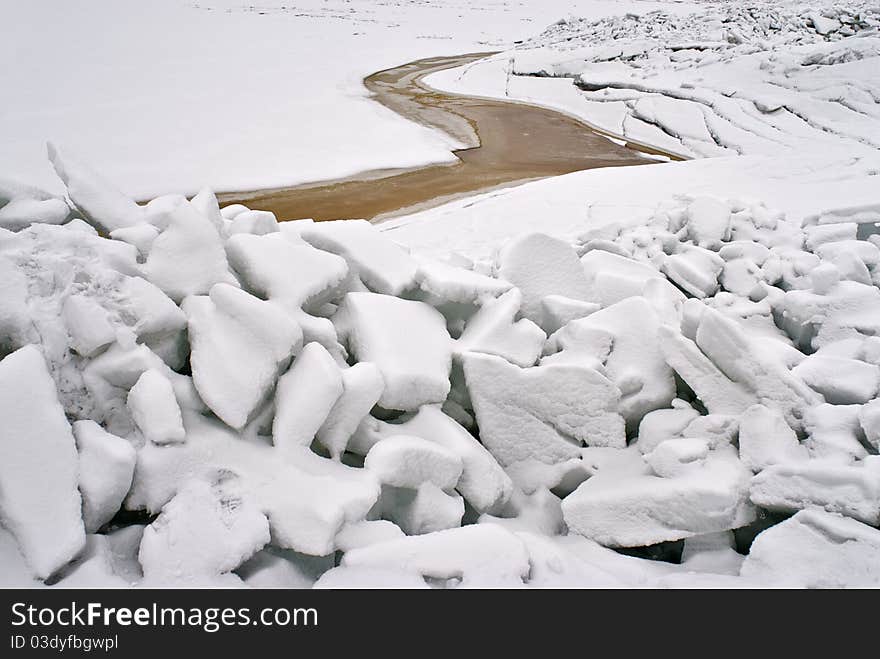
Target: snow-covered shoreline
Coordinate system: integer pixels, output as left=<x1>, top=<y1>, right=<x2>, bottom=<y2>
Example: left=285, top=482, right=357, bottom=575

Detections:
left=0, top=0, right=694, bottom=200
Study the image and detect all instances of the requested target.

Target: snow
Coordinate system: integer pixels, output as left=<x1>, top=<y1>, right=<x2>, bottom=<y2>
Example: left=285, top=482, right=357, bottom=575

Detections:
left=738, top=404, right=808, bottom=472
left=455, top=289, right=546, bottom=368
left=379, top=483, right=465, bottom=536
left=316, top=362, right=385, bottom=460
left=47, top=143, right=142, bottom=232
left=2, top=0, right=693, bottom=199
left=183, top=283, right=302, bottom=429
left=130, top=410, right=380, bottom=557
left=138, top=474, right=270, bottom=586
left=751, top=458, right=880, bottom=526
left=74, top=420, right=137, bottom=533
left=301, top=220, right=418, bottom=296
left=334, top=292, right=452, bottom=411
left=462, top=351, right=625, bottom=489
left=273, top=342, right=344, bottom=452
left=369, top=405, right=513, bottom=514
left=0, top=345, right=85, bottom=580
left=3, top=0, right=880, bottom=589
left=226, top=233, right=349, bottom=313
left=741, top=509, right=880, bottom=588
left=127, top=369, right=185, bottom=445
left=562, top=445, right=754, bottom=547
left=495, top=232, right=592, bottom=330
left=143, top=198, right=237, bottom=303
left=365, top=436, right=462, bottom=491
left=341, top=524, right=531, bottom=587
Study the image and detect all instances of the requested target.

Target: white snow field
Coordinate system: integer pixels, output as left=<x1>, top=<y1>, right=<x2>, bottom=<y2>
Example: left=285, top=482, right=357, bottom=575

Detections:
left=0, top=0, right=693, bottom=200
left=2, top=0, right=880, bottom=589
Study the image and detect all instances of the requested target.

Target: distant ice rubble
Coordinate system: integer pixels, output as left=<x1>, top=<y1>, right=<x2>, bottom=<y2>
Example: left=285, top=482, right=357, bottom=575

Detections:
left=2, top=141, right=880, bottom=589
left=498, top=2, right=880, bottom=162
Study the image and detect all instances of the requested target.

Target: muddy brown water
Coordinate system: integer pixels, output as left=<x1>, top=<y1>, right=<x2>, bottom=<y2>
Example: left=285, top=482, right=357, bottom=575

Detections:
left=218, top=53, right=675, bottom=222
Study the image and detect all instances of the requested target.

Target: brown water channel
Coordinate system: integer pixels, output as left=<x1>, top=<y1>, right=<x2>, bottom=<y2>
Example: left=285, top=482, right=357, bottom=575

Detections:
left=218, top=53, right=673, bottom=222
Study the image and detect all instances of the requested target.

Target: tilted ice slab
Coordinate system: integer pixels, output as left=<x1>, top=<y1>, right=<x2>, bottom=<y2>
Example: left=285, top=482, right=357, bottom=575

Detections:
left=182, top=283, right=302, bottom=430
left=74, top=420, right=136, bottom=533
left=334, top=292, right=451, bottom=411
left=0, top=345, right=85, bottom=579
left=462, top=352, right=625, bottom=474
left=495, top=232, right=591, bottom=331
left=300, top=220, right=417, bottom=297
left=562, top=445, right=754, bottom=547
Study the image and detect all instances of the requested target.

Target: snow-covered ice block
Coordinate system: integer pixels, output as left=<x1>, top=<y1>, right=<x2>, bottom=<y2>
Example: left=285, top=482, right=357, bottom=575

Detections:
left=688, top=307, right=821, bottom=429
left=686, top=196, right=731, bottom=247
left=782, top=281, right=880, bottom=350
left=190, top=187, right=225, bottom=236
left=144, top=199, right=235, bottom=302
left=314, top=566, right=428, bottom=589
left=374, top=405, right=512, bottom=514
left=741, top=509, right=880, bottom=588
left=139, top=473, right=270, bottom=586
left=365, top=435, right=462, bottom=491
left=109, top=224, right=159, bottom=257
left=48, top=143, right=142, bottom=232
left=562, top=446, right=754, bottom=547
left=644, top=437, right=709, bottom=478
left=341, top=524, right=530, bottom=587
left=226, top=233, right=348, bottom=313
left=496, top=232, right=591, bottom=329
left=183, top=283, right=302, bottom=429
left=478, top=487, right=564, bottom=537
left=0, top=197, right=70, bottom=231
left=380, top=482, right=464, bottom=536
left=720, top=258, right=763, bottom=297
left=636, top=405, right=701, bottom=454
left=127, top=369, right=185, bottom=445
left=738, top=404, right=807, bottom=472
left=273, top=342, right=343, bottom=451
left=455, top=289, right=546, bottom=368
left=659, top=326, right=758, bottom=415
left=129, top=410, right=380, bottom=556
left=662, top=245, right=724, bottom=299
left=334, top=292, right=451, bottom=411
left=74, top=420, right=136, bottom=533
left=561, top=296, right=675, bottom=426
left=792, top=355, right=879, bottom=404
left=62, top=294, right=117, bottom=357
left=858, top=399, right=880, bottom=451
left=462, top=352, right=625, bottom=476
left=540, top=295, right=599, bottom=335
left=335, top=520, right=404, bottom=553
left=227, top=210, right=278, bottom=236
left=750, top=457, right=880, bottom=525
left=219, top=204, right=249, bottom=220
left=300, top=220, right=417, bottom=296
left=681, top=414, right=738, bottom=448
left=803, top=404, right=869, bottom=462
left=414, top=257, right=512, bottom=305
left=803, top=223, right=856, bottom=252
left=0, top=345, right=85, bottom=579
left=316, top=362, right=384, bottom=460
left=581, top=250, right=672, bottom=308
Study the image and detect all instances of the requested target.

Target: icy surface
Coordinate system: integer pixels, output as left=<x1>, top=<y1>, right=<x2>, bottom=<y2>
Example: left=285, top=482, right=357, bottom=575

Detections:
left=3, top=0, right=880, bottom=589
